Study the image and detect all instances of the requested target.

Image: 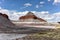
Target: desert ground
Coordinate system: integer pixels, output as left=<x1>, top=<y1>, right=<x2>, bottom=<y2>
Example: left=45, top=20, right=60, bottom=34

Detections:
left=0, top=21, right=59, bottom=40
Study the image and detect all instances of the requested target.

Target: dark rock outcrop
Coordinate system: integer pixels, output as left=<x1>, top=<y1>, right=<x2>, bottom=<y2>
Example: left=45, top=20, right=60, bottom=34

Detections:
left=58, top=22, right=60, bottom=24
left=0, top=13, right=9, bottom=20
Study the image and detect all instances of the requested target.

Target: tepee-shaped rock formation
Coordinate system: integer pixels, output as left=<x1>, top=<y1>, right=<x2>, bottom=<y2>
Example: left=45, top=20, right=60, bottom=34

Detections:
left=19, top=12, right=46, bottom=22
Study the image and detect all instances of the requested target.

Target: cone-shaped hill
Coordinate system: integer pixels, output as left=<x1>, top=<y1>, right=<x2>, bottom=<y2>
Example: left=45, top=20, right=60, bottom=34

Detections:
left=19, top=12, right=46, bottom=22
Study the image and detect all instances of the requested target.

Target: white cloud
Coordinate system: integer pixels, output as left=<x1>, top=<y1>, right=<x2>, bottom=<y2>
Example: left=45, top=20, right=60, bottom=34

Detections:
left=40, top=1, right=45, bottom=4
left=40, top=11, right=49, bottom=14
left=0, top=7, right=2, bottom=9
left=9, top=11, right=28, bottom=20
left=35, top=5, right=43, bottom=8
left=33, top=11, right=54, bottom=20
left=36, top=5, right=39, bottom=8
left=24, top=3, right=32, bottom=7
left=31, top=11, right=59, bottom=22
left=54, top=0, right=60, bottom=3
left=0, top=8, right=28, bottom=20
left=48, top=0, right=51, bottom=1
left=52, top=12, right=60, bottom=22
left=53, top=12, right=60, bottom=17
left=20, top=3, right=32, bottom=9
left=0, top=8, right=60, bottom=22
left=53, top=0, right=60, bottom=5
left=33, top=11, right=60, bottom=22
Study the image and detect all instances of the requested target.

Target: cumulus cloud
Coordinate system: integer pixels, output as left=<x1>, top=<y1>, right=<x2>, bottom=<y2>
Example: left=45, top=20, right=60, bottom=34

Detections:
left=31, top=11, right=59, bottom=22
left=53, top=12, right=60, bottom=22
left=0, top=8, right=28, bottom=20
left=35, top=5, right=43, bottom=8
left=0, top=8, right=60, bottom=22
left=0, top=7, right=2, bottom=9
left=36, top=5, right=39, bottom=8
left=48, top=0, right=51, bottom=1
left=0, top=8, right=13, bottom=19
left=10, top=11, right=28, bottom=20
left=54, top=0, right=60, bottom=3
left=40, top=1, right=45, bottom=4
left=53, top=0, right=60, bottom=5
left=33, top=11, right=54, bottom=20
left=20, top=3, right=32, bottom=9
left=24, top=3, right=32, bottom=7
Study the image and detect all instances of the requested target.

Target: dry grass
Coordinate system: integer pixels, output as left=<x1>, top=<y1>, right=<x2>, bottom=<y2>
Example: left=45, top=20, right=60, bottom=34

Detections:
left=21, top=28, right=60, bottom=40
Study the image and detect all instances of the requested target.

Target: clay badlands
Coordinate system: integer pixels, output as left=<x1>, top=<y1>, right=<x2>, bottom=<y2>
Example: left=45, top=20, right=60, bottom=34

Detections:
left=0, top=12, right=56, bottom=34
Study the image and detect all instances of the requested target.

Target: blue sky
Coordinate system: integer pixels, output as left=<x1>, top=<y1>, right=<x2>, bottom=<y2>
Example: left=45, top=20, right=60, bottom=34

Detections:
left=0, top=0, right=60, bottom=22
left=0, top=0, right=60, bottom=13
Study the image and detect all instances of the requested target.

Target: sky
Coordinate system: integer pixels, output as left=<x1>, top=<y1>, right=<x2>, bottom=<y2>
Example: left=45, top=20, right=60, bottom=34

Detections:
left=0, top=0, right=60, bottom=22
